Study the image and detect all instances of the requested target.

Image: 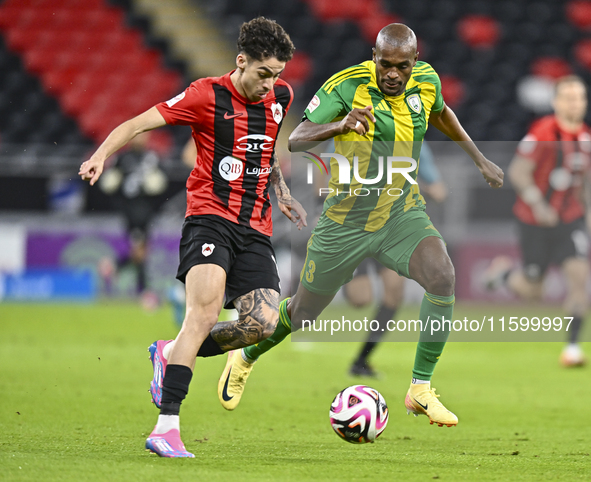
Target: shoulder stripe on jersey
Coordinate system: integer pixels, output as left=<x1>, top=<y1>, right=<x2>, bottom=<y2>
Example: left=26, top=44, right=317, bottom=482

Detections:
left=413, top=67, right=435, bottom=74
left=212, top=83, right=236, bottom=207
left=322, top=66, right=367, bottom=89
left=413, top=67, right=436, bottom=76
left=325, top=72, right=372, bottom=94
left=323, top=68, right=372, bottom=93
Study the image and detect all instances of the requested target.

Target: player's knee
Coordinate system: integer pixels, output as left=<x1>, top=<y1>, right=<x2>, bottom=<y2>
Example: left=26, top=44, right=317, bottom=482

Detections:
left=261, top=315, right=279, bottom=340
left=566, top=293, right=587, bottom=314
left=523, top=264, right=544, bottom=284
left=247, top=311, right=278, bottom=342
left=348, top=296, right=370, bottom=309
left=184, top=305, right=220, bottom=331
left=424, top=261, right=455, bottom=296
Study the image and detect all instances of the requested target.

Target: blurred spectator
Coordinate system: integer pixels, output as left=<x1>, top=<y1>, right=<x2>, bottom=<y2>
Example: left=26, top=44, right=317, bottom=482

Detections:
left=98, top=131, right=168, bottom=308
left=485, top=76, right=590, bottom=367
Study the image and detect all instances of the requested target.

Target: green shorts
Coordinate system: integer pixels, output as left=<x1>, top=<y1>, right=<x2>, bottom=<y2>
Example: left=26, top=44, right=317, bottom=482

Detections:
left=300, top=209, right=443, bottom=296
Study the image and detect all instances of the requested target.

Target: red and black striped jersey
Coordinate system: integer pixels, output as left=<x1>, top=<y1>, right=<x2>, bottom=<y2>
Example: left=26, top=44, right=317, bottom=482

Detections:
left=156, top=72, right=293, bottom=236
left=514, top=115, right=591, bottom=225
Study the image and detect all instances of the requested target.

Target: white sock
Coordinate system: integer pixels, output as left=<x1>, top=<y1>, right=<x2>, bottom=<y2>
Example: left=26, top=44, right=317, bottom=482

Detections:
left=241, top=348, right=256, bottom=364
left=163, top=341, right=175, bottom=360
left=411, top=378, right=430, bottom=385
left=154, top=414, right=180, bottom=434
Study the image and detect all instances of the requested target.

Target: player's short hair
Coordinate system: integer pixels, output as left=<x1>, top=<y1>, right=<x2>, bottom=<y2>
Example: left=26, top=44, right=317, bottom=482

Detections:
left=237, top=17, right=295, bottom=63
left=554, top=75, right=587, bottom=97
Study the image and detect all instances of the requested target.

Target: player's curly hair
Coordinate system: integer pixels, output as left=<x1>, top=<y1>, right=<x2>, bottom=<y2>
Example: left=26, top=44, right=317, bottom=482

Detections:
left=237, top=17, right=295, bottom=62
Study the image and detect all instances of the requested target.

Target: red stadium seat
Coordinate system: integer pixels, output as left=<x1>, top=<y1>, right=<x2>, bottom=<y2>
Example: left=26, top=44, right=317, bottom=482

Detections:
left=51, top=8, right=97, bottom=30
left=4, top=27, right=45, bottom=52
left=41, top=67, right=79, bottom=95
left=102, top=29, right=143, bottom=53
left=530, top=57, right=572, bottom=79
left=84, top=8, right=125, bottom=32
left=0, top=0, right=183, bottom=143
left=32, top=29, right=79, bottom=52
left=566, top=0, right=591, bottom=30
left=11, top=7, right=54, bottom=30
left=574, top=38, right=591, bottom=70
left=280, top=51, right=312, bottom=88
left=0, top=5, right=24, bottom=28
left=359, top=12, right=401, bottom=43
left=23, top=47, right=61, bottom=74
left=305, top=0, right=379, bottom=21
left=457, top=14, right=501, bottom=49
left=67, top=31, right=101, bottom=54
left=439, top=75, right=465, bottom=107
left=61, top=85, right=98, bottom=117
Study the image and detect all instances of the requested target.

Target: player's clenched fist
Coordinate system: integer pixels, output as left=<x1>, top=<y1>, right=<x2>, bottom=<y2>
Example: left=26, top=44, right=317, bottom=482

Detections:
left=339, top=106, right=376, bottom=136
left=477, top=158, right=504, bottom=189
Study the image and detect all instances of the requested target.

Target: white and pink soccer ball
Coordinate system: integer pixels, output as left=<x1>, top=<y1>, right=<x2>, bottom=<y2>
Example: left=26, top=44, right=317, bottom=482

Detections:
left=329, top=385, right=389, bottom=444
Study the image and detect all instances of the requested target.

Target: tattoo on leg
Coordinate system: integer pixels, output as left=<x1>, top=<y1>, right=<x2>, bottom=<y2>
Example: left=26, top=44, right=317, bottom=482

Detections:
left=211, top=288, right=279, bottom=351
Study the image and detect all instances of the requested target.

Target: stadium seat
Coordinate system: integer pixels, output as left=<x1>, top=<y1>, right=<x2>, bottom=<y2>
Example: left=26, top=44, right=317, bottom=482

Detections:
left=280, top=51, right=313, bottom=89
left=439, top=75, right=465, bottom=107
left=23, top=47, right=61, bottom=74
left=566, top=0, right=591, bottom=30
left=574, top=38, right=591, bottom=70
left=0, top=5, right=24, bottom=28
left=530, top=57, right=573, bottom=79
left=457, top=14, right=501, bottom=49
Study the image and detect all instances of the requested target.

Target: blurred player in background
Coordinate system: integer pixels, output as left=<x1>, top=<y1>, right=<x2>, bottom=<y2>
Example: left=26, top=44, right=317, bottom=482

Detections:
left=80, top=17, right=306, bottom=458
left=347, top=143, right=448, bottom=377
left=97, top=131, right=166, bottom=308
left=485, top=75, right=590, bottom=367
left=219, top=23, right=503, bottom=428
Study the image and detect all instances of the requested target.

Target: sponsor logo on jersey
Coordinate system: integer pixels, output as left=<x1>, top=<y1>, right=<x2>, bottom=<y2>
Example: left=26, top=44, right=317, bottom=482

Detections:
left=202, top=243, right=215, bottom=257
left=236, top=134, right=274, bottom=153
left=246, top=167, right=273, bottom=176
left=271, top=103, right=283, bottom=124
left=166, top=92, right=185, bottom=107
left=307, top=95, right=320, bottom=113
left=406, top=94, right=422, bottom=114
left=224, top=111, right=243, bottom=120
left=219, top=156, right=243, bottom=181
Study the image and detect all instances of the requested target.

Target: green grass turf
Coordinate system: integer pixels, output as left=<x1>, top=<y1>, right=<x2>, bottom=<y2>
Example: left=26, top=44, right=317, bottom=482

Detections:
left=1, top=301, right=590, bottom=481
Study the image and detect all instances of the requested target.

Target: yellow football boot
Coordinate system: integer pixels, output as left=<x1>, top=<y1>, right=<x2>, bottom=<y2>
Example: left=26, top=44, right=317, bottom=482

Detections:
left=218, top=349, right=255, bottom=411
left=405, top=383, right=458, bottom=427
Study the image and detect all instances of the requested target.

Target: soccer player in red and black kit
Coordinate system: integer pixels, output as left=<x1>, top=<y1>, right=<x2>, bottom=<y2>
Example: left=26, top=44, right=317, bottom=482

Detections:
left=79, top=17, right=306, bottom=457
left=486, top=75, right=591, bottom=367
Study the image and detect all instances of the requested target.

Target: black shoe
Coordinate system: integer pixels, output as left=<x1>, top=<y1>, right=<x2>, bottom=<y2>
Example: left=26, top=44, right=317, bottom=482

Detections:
left=349, top=361, right=377, bottom=377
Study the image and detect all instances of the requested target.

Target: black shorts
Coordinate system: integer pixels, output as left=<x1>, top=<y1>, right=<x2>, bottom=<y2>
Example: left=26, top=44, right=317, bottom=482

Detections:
left=177, top=215, right=280, bottom=309
left=518, top=218, right=589, bottom=281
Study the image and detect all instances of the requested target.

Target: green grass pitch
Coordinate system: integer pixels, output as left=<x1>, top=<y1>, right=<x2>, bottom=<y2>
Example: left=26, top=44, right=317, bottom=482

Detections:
left=1, top=301, right=589, bottom=481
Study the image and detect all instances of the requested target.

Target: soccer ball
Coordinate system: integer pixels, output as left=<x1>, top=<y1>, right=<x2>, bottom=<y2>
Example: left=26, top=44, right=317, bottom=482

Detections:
left=329, top=385, right=389, bottom=444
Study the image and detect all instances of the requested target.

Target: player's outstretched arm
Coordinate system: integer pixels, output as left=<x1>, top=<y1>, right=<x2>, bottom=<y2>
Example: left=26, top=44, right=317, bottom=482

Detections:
left=79, top=107, right=167, bottom=186
left=429, top=103, right=504, bottom=189
left=287, top=106, right=376, bottom=151
left=269, top=156, right=307, bottom=230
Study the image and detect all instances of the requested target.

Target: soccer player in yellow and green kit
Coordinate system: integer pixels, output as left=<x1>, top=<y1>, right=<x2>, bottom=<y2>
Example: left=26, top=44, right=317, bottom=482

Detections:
left=218, top=23, right=504, bottom=427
